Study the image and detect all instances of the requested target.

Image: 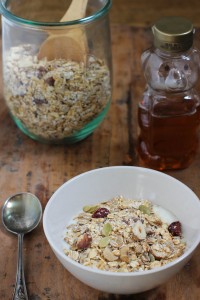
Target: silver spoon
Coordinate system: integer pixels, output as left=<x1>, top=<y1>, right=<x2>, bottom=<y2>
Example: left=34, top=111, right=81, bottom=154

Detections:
left=2, top=192, right=42, bottom=300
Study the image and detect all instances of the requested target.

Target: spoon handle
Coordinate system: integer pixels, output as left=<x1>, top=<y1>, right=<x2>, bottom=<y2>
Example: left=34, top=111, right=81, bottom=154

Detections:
left=13, top=234, right=28, bottom=300
left=60, top=0, right=88, bottom=22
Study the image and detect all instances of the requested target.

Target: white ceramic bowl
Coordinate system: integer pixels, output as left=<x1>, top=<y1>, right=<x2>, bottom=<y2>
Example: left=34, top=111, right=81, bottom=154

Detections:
left=43, top=166, right=200, bottom=294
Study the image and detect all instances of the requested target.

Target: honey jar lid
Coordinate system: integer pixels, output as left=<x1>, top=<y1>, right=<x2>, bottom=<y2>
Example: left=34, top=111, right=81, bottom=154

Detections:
left=152, top=16, right=194, bottom=52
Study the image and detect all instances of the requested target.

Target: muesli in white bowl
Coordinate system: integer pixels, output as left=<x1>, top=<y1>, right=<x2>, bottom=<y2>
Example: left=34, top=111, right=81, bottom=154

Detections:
left=43, top=166, right=200, bottom=294
left=64, top=196, right=186, bottom=272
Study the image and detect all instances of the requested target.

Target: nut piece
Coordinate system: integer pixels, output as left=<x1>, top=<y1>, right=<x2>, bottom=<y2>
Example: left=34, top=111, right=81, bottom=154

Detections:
left=103, top=247, right=118, bottom=262
left=120, top=246, right=130, bottom=263
left=132, top=220, right=146, bottom=240
left=76, top=233, right=92, bottom=250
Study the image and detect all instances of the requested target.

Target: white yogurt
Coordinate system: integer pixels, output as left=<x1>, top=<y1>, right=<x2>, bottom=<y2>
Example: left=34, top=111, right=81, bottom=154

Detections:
left=153, top=204, right=177, bottom=224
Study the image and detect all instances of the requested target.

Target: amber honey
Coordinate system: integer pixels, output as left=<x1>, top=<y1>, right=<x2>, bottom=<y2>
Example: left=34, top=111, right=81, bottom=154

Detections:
left=138, top=98, right=200, bottom=170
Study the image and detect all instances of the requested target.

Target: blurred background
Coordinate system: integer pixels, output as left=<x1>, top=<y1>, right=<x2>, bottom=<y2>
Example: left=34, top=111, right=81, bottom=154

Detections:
left=111, top=0, right=200, bottom=27
left=2, top=0, right=200, bottom=27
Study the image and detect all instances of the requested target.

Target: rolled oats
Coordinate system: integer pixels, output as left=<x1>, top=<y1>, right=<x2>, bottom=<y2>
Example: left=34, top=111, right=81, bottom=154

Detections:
left=64, top=196, right=186, bottom=272
left=3, top=44, right=111, bottom=141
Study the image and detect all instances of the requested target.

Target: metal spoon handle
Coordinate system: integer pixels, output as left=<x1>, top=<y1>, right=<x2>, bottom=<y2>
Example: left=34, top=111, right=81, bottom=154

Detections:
left=13, top=234, right=28, bottom=300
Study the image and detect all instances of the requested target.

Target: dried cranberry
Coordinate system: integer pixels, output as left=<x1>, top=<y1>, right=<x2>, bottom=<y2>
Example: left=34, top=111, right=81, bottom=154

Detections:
left=92, top=207, right=110, bottom=218
left=45, top=77, right=55, bottom=86
left=33, top=98, right=48, bottom=105
left=168, top=221, right=182, bottom=237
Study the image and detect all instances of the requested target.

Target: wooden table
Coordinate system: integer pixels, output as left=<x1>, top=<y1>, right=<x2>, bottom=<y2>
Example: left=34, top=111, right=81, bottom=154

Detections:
left=1, top=3, right=200, bottom=300
left=110, top=0, right=200, bottom=28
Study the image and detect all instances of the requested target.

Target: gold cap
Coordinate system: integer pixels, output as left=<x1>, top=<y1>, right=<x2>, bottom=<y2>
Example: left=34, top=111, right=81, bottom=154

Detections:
left=152, top=16, right=194, bottom=52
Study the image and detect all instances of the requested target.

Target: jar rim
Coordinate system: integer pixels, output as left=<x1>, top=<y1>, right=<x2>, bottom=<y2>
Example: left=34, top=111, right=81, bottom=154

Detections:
left=0, top=0, right=112, bottom=27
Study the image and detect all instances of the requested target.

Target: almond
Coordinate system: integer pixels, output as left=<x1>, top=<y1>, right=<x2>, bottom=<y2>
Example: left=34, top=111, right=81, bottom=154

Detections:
left=76, top=233, right=92, bottom=249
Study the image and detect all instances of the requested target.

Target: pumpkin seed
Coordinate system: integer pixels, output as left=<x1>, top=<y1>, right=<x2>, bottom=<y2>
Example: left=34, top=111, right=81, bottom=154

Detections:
left=102, top=222, right=112, bottom=236
left=149, top=253, right=155, bottom=262
left=139, top=205, right=151, bottom=215
left=99, top=236, right=110, bottom=248
left=83, top=205, right=99, bottom=213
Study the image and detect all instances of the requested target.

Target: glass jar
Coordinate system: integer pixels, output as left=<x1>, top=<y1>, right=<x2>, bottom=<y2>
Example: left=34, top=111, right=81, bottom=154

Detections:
left=138, top=16, right=200, bottom=170
left=0, top=0, right=112, bottom=144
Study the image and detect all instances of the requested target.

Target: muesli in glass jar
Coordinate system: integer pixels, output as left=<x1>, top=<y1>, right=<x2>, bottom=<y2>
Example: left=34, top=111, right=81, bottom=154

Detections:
left=1, top=0, right=112, bottom=144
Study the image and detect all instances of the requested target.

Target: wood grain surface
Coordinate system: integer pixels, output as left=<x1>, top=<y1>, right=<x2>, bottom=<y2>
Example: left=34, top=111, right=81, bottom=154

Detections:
left=1, top=2, right=200, bottom=299
left=111, top=0, right=200, bottom=27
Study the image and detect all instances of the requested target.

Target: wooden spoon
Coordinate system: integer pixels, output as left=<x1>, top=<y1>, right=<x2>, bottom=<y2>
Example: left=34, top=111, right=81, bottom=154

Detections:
left=38, top=0, right=88, bottom=62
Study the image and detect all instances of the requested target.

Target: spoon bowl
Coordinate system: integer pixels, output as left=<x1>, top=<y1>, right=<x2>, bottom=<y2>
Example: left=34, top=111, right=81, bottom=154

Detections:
left=38, top=0, right=88, bottom=62
left=2, top=192, right=42, bottom=235
left=2, top=192, right=42, bottom=300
